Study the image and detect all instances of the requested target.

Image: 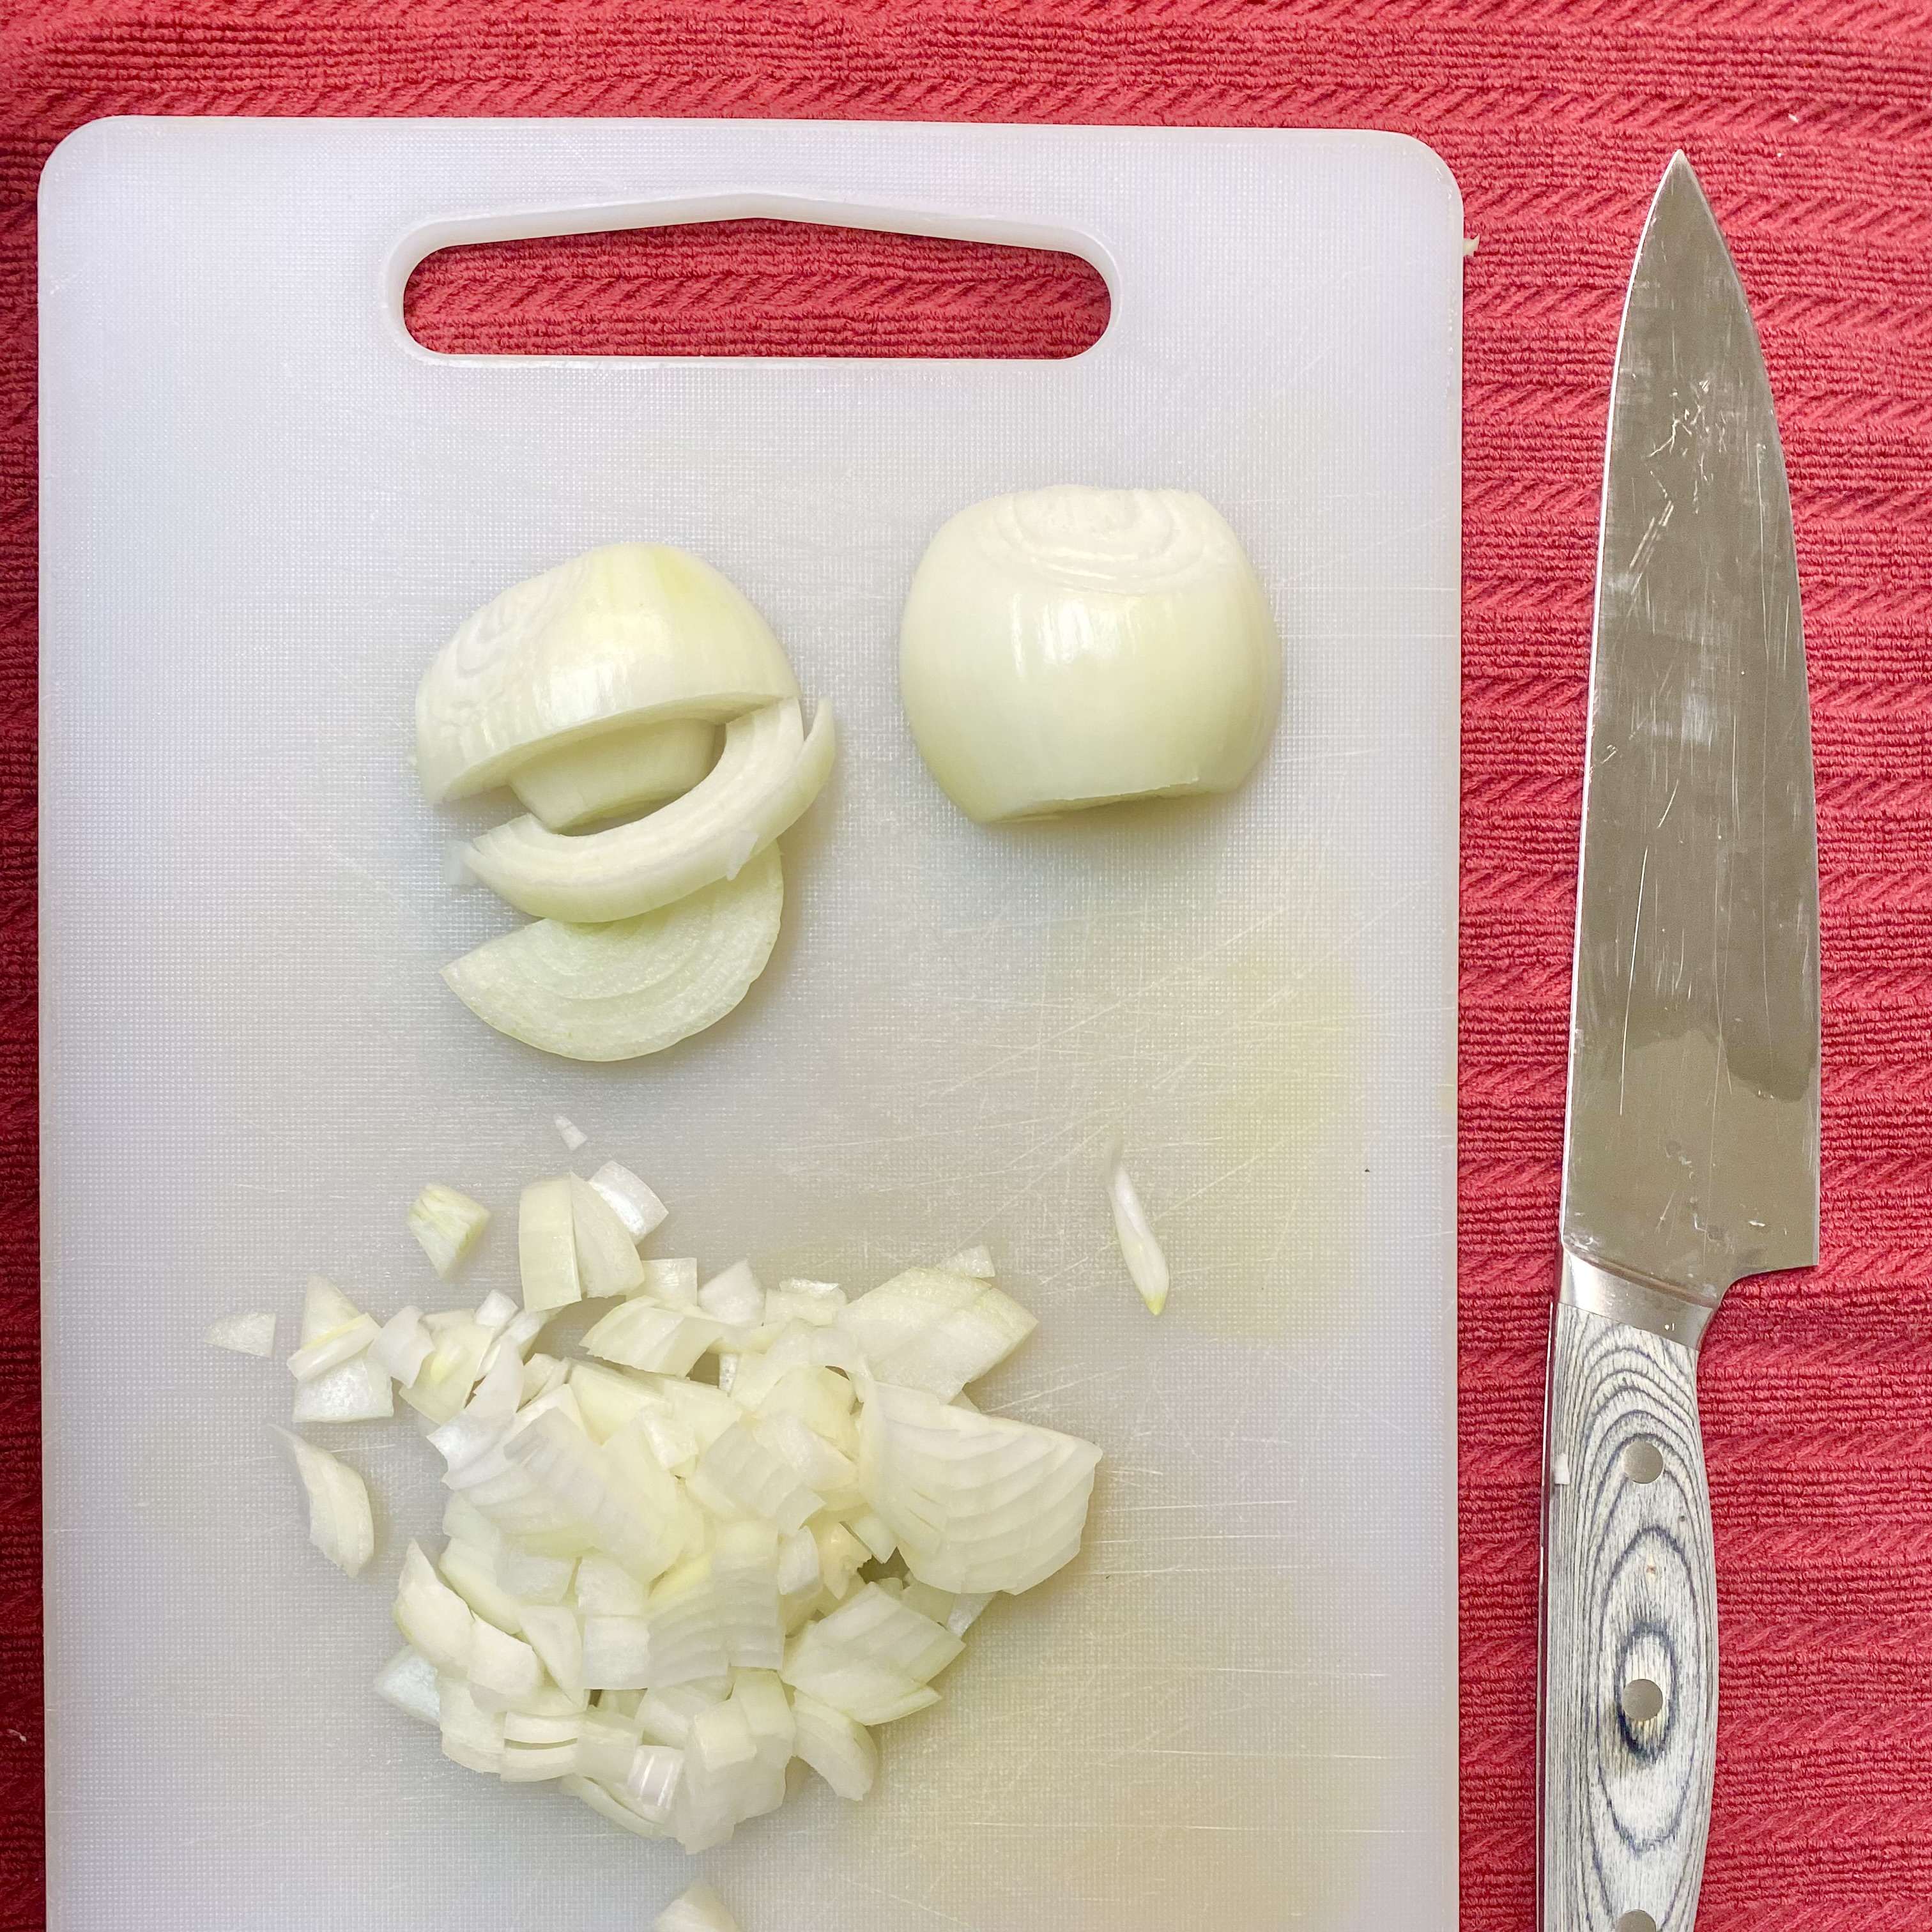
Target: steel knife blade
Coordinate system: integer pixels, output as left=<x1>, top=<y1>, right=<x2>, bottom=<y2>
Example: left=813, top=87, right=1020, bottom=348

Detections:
left=1538, top=153, right=1820, bottom=1932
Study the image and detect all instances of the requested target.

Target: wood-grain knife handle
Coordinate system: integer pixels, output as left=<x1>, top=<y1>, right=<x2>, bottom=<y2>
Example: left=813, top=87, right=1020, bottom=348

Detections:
left=1539, top=1296, right=1717, bottom=1932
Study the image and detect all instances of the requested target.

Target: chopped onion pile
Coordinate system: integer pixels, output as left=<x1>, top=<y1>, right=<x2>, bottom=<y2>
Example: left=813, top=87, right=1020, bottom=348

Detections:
left=417, top=545, right=836, bottom=1063
left=238, top=1163, right=1101, bottom=1870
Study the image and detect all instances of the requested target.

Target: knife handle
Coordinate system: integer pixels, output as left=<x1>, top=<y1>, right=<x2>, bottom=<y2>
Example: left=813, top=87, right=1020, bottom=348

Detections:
left=1539, top=1287, right=1717, bottom=1932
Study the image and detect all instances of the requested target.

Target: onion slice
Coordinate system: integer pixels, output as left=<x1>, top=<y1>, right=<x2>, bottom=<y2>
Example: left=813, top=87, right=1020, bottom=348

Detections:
left=444, top=847, right=784, bottom=1064
left=510, top=717, right=719, bottom=831
left=462, top=700, right=834, bottom=924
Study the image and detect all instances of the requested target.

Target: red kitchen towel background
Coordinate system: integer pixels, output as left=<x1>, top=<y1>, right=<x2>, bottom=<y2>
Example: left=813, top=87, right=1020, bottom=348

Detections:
left=2, top=3, right=1928, bottom=1928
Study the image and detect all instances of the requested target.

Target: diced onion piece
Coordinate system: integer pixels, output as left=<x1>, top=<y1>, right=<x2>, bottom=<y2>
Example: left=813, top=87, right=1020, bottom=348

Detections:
left=565, top=1770, right=673, bottom=1839
left=570, top=1176, right=647, bottom=1297
left=581, top=1615, right=652, bottom=1690
left=496, top=1542, right=575, bottom=1604
left=753, top=1411, right=856, bottom=1496
left=898, top=486, right=1281, bottom=822
left=511, top=716, right=719, bottom=831
left=688, top=1422, right=822, bottom=1537
left=626, top=1742, right=685, bottom=1823
left=468, top=1620, right=544, bottom=1708
left=298, top=1275, right=362, bottom=1347
left=291, top=1352, right=394, bottom=1423
left=205, top=1310, right=275, bottom=1357
left=901, top=1581, right=955, bottom=1625
left=444, top=847, right=785, bottom=1064
left=792, top=1690, right=878, bottom=1800
left=554, top=1114, right=588, bottom=1152
left=713, top=1522, right=784, bottom=1669
left=502, top=1738, right=580, bottom=1783
left=273, top=1427, right=375, bottom=1575
left=501, top=1409, right=668, bottom=1574
left=415, top=542, right=799, bottom=804
left=286, top=1312, right=379, bottom=1383
left=394, top=1540, right=475, bottom=1670
left=437, top=1674, right=505, bottom=1774
left=836, top=1268, right=1037, bottom=1400
left=399, top=1320, right=491, bottom=1424
left=647, top=1555, right=731, bottom=1689
left=577, top=1701, right=645, bottom=1784
left=938, top=1245, right=995, bottom=1280
left=776, top=1526, right=822, bottom=1600
left=438, top=1539, right=529, bottom=1636
left=858, top=1382, right=1101, bottom=1595
left=518, top=1604, right=585, bottom=1693
left=1109, top=1157, right=1170, bottom=1315
left=947, top=1591, right=993, bottom=1637
left=374, top=1646, right=441, bottom=1726
left=518, top=1176, right=579, bottom=1313
left=462, top=700, right=834, bottom=924
left=589, top=1162, right=669, bottom=1243
left=369, top=1304, right=434, bottom=1386
left=638, top=1682, right=725, bottom=1748
left=638, top=1257, right=698, bottom=1307
left=781, top=1583, right=962, bottom=1724
left=847, top=1510, right=897, bottom=1564
left=473, top=1289, right=519, bottom=1337
left=655, top=1877, right=742, bottom=1932
left=767, top=1279, right=844, bottom=1327
left=576, top=1553, right=648, bottom=1616
left=698, top=1260, right=764, bottom=1328
left=568, top=1361, right=657, bottom=1442
left=408, top=1183, right=492, bottom=1278
left=811, top=1521, right=868, bottom=1603
left=581, top=1301, right=724, bottom=1378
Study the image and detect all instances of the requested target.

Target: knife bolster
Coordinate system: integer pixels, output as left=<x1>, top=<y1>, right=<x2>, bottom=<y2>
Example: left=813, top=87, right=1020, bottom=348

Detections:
left=1559, top=1250, right=1717, bottom=1352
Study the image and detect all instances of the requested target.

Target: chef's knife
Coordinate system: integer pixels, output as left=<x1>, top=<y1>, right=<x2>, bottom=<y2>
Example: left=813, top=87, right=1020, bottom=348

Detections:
left=1539, top=153, right=1820, bottom=1932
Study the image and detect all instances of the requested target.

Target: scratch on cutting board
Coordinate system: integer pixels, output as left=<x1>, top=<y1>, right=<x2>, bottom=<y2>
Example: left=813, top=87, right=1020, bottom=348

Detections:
left=263, top=804, right=422, bottom=923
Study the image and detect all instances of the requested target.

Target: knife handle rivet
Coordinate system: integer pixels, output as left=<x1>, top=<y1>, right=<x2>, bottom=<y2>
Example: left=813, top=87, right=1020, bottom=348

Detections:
left=1616, top=1913, right=1659, bottom=1932
left=1621, top=1438, right=1665, bottom=1485
left=1620, top=1676, right=1666, bottom=1724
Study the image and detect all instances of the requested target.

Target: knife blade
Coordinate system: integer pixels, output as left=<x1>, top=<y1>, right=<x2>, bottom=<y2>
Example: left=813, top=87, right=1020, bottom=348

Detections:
left=1538, top=152, right=1820, bottom=1932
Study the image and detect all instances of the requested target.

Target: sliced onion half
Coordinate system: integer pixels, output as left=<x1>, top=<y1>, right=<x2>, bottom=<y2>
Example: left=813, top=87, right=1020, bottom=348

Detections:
left=462, top=700, right=834, bottom=923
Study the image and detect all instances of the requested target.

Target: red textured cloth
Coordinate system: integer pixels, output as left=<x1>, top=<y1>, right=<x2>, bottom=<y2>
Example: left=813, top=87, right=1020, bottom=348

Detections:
left=4, top=4, right=1929, bottom=1928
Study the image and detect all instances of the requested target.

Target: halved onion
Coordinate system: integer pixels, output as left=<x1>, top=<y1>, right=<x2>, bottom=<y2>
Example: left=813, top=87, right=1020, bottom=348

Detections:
left=444, top=846, right=784, bottom=1063
left=899, top=486, right=1282, bottom=822
left=509, top=717, right=719, bottom=831
left=415, top=543, right=797, bottom=804
left=461, top=700, right=834, bottom=924
left=857, top=1381, right=1101, bottom=1594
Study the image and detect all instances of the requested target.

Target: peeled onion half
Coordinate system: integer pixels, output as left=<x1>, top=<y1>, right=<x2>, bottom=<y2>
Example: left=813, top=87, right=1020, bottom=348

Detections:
left=898, top=486, right=1282, bottom=822
left=416, top=543, right=797, bottom=804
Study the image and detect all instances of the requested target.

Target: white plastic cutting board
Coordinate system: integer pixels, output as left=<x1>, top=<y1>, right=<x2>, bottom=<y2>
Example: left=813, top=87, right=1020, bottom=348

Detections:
left=40, top=118, right=1462, bottom=1932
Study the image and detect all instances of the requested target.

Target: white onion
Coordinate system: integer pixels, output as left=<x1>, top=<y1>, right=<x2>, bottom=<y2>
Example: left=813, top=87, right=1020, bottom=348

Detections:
left=791, top=1690, right=877, bottom=1800
left=511, top=716, right=719, bottom=831
left=518, top=1176, right=579, bottom=1313
left=468, top=1620, right=544, bottom=1708
left=781, top=1584, right=960, bottom=1725
left=394, top=1540, right=475, bottom=1670
left=445, top=846, right=785, bottom=1064
left=1109, top=1156, right=1170, bottom=1315
left=517, top=1604, right=584, bottom=1693
left=857, top=1381, right=1101, bottom=1594
left=374, top=1646, right=441, bottom=1726
left=370, top=1305, right=434, bottom=1387
left=570, top=1177, right=648, bottom=1298
left=697, top=1259, right=765, bottom=1328
left=273, top=1428, right=374, bottom=1575
left=688, top=1423, right=821, bottom=1537
left=436, top=1673, right=506, bottom=1774
left=581, top=1614, right=652, bottom=1690
left=462, top=700, right=834, bottom=924
left=292, top=1354, right=395, bottom=1424
left=407, top=1183, right=492, bottom=1279
left=589, top=1162, right=669, bottom=1243
left=899, top=486, right=1281, bottom=822
left=415, top=542, right=798, bottom=804
left=938, top=1245, right=995, bottom=1280
left=656, top=1878, right=742, bottom=1932
left=205, top=1310, right=275, bottom=1357
left=637, top=1257, right=698, bottom=1307
left=836, top=1267, right=1036, bottom=1400
left=580, top=1301, right=724, bottom=1377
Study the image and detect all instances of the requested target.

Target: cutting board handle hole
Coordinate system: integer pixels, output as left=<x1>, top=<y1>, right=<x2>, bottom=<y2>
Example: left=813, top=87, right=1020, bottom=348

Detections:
left=404, top=218, right=1110, bottom=359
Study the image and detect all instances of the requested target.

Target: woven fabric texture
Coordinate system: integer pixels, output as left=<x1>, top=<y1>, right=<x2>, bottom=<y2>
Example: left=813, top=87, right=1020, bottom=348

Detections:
left=3, top=4, right=1929, bottom=1928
